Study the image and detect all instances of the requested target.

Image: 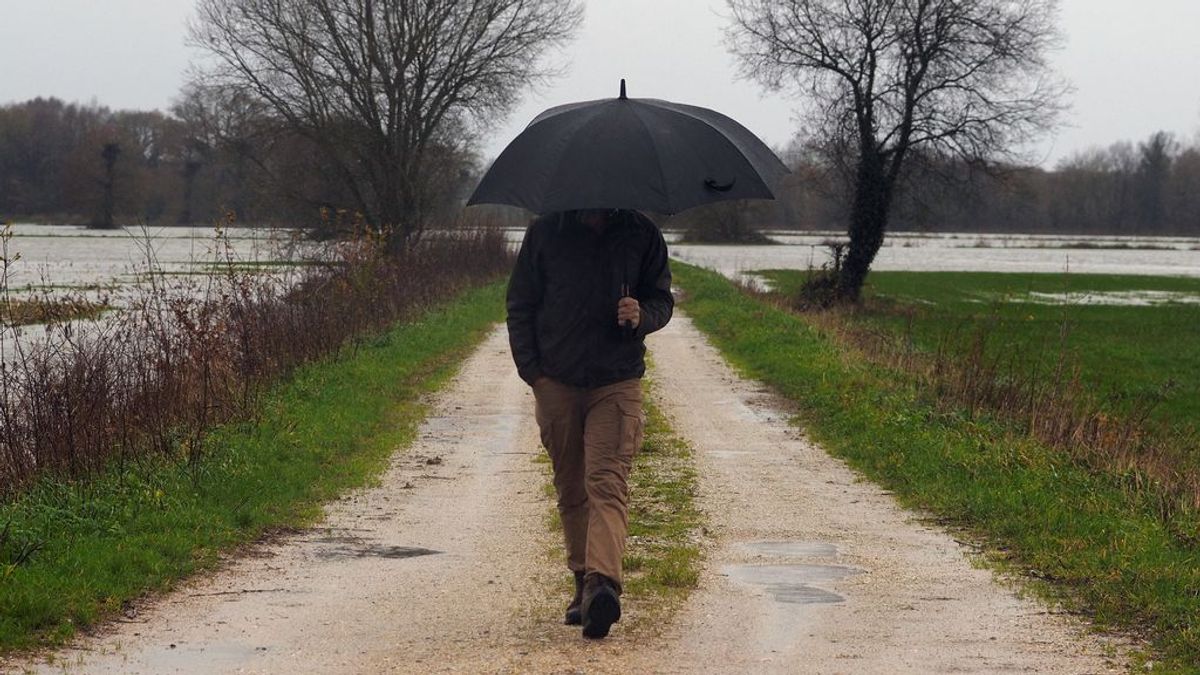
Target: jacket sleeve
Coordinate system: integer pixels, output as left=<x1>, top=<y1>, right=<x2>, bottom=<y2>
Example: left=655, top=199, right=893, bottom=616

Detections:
left=635, top=225, right=674, bottom=338
left=506, top=223, right=544, bottom=385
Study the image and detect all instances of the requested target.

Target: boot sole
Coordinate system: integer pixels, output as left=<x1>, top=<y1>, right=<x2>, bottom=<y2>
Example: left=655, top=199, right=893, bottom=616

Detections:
left=581, top=592, right=620, bottom=639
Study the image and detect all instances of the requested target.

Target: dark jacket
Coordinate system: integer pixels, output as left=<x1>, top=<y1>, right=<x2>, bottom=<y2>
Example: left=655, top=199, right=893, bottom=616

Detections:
left=506, top=210, right=674, bottom=388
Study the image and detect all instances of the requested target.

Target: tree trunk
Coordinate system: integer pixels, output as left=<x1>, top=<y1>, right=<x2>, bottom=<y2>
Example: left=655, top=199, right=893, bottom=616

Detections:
left=93, top=143, right=122, bottom=230
left=179, top=160, right=201, bottom=225
left=837, top=151, right=893, bottom=302
left=382, top=167, right=424, bottom=254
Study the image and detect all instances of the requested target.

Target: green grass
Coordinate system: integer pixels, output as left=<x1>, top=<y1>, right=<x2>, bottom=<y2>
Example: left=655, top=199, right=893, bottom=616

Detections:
left=762, top=270, right=1200, bottom=428
left=537, top=372, right=703, bottom=626
left=622, top=376, right=703, bottom=600
left=0, top=281, right=506, bottom=654
left=676, top=263, right=1200, bottom=673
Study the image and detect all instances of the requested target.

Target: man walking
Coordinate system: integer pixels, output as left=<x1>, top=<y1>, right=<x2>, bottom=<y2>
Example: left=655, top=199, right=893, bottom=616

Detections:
left=506, top=208, right=673, bottom=639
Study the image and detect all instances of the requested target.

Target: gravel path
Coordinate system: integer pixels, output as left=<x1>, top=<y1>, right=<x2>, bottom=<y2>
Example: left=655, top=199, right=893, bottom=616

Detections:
left=636, top=316, right=1126, bottom=673
left=19, top=317, right=1127, bottom=673
left=28, top=327, right=551, bottom=674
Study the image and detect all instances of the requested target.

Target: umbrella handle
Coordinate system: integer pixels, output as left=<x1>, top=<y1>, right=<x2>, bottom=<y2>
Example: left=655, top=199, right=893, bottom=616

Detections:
left=620, top=282, right=634, bottom=339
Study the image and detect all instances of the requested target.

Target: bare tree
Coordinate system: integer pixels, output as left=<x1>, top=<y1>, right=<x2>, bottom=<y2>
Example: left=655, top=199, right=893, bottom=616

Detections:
left=189, top=0, right=581, bottom=246
left=727, top=0, right=1068, bottom=301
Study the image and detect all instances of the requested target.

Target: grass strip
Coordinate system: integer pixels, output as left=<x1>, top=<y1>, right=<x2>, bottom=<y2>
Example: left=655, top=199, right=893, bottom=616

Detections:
left=0, top=281, right=506, bottom=654
left=623, top=375, right=704, bottom=605
left=674, top=262, right=1200, bottom=672
left=537, top=371, right=703, bottom=629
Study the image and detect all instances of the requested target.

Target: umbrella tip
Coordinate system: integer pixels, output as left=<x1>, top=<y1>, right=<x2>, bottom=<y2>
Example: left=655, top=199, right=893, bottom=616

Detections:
left=619, top=79, right=627, bottom=100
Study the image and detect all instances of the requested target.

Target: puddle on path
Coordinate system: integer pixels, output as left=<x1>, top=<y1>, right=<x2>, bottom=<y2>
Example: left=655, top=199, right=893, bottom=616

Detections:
left=743, top=541, right=838, bottom=558
left=726, top=564, right=859, bottom=605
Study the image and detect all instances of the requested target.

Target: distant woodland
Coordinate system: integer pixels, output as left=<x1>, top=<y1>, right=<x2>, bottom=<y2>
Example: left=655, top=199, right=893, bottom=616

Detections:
left=1, top=96, right=1198, bottom=236
left=0, top=94, right=475, bottom=232
left=675, top=132, right=1200, bottom=237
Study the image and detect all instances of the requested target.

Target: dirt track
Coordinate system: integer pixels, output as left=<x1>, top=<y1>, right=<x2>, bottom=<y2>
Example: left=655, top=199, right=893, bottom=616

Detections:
left=20, top=318, right=1125, bottom=674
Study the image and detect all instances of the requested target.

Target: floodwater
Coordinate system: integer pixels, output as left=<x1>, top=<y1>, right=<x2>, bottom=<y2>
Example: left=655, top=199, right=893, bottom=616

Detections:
left=1, top=224, right=307, bottom=363
left=8, top=225, right=1196, bottom=296
left=498, top=226, right=1200, bottom=279
left=1022, top=290, right=1200, bottom=306
left=669, top=230, right=1200, bottom=280
left=2, top=223, right=302, bottom=292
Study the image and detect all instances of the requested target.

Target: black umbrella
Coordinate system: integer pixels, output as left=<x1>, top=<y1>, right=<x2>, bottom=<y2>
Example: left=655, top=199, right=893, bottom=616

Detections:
left=468, top=80, right=789, bottom=214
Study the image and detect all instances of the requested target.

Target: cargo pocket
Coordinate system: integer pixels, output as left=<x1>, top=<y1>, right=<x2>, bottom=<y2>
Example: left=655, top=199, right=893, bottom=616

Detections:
left=616, top=397, right=645, bottom=459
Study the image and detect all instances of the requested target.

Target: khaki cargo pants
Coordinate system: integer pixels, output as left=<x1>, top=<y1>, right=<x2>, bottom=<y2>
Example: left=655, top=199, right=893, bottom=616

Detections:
left=532, top=377, right=644, bottom=588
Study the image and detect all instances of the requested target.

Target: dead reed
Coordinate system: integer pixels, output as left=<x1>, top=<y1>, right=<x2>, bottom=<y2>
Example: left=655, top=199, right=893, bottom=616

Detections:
left=0, top=221, right=512, bottom=497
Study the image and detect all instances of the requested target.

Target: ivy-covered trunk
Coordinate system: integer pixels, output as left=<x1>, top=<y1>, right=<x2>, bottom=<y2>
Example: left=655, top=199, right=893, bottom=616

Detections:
left=838, top=150, right=894, bottom=302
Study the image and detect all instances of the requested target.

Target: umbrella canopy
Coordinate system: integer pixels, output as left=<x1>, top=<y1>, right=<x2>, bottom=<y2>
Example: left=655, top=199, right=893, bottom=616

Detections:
left=468, top=80, right=789, bottom=215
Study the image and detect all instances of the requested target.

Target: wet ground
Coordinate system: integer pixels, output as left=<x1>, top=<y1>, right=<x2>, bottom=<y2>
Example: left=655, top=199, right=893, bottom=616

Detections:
left=11, top=320, right=1129, bottom=674
left=1, top=224, right=1146, bottom=672
left=19, top=329, right=549, bottom=674
left=640, top=316, right=1126, bottom=673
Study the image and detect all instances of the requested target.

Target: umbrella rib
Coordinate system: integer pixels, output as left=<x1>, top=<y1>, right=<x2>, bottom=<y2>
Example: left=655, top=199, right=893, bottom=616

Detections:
left=641, top=100, right=788, bottom=177
left=628, top=105, right=673, bottom=214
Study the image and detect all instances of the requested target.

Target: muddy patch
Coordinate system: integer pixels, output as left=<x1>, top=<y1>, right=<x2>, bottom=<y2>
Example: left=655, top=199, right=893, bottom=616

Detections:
left=304, top=534, right=440, bottom=561
left=315, top=544, right=440, bottom=561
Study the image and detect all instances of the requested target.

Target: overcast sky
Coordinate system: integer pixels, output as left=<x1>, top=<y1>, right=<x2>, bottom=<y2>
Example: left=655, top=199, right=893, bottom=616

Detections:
left=2, top=0, right=1198, bottom=167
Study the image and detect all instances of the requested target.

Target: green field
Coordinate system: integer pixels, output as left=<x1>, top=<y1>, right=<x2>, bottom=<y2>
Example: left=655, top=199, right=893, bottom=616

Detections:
left=675, top=263, right=1200, bottom=672
left=0, top=282, right=505, bottom=654
left=765, top=270, right=1200, bottom=431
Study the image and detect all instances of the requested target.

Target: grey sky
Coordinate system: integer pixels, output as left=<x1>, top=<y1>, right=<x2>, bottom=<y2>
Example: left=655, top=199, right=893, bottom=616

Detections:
left=2, top=0, right=1198, bottom=167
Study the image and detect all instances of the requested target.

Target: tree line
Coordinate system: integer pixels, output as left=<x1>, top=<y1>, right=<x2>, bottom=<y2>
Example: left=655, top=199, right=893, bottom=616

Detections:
left=3, top=0, right=1197, bottom=256
left=0, top=91, right=475, bottom=232
left=753, top=130, right=1200, bottom=238
left=7, top=93, right=1195, bottom=240
left=1, top=0, right=581, bottom=243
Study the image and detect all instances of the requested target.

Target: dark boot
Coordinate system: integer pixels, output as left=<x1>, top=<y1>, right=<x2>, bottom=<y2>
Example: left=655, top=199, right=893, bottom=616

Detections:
left=580, top=573, right=621, bottom=639
left=564, top=571, right=585, bottom=625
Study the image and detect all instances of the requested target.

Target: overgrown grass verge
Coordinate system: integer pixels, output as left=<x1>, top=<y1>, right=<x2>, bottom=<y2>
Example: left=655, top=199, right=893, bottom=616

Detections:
left=623, top=375, right=704, bottom=609
left=0, top=224, right=510, bottom=494
left=763, top=270, right=1200, bottom=521
left=0, top=281, right=505, bottom=655
left=537, top=372, right=703, bottom=629
left=674, top=262, right=1200, bottom=672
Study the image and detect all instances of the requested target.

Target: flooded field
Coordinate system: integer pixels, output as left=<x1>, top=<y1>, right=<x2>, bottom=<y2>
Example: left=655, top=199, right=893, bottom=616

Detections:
left=1, top=224, right=308, bottom=361
left=2, top=224, right=303, bottom=294
left=6, top=224, right=1198, bottom=300
left=495, top=226, right=1200, bottom=279
left=669, top=230, right=1200, bottom=280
